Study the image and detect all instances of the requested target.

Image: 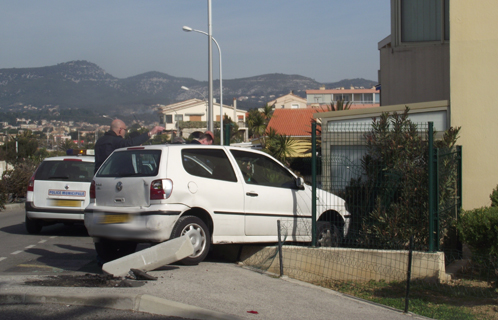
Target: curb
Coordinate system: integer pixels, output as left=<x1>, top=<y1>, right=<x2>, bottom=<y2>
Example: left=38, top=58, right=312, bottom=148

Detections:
left=0, top=292, right=242, bottom=320
left=2, top=203, right=25, bottom=212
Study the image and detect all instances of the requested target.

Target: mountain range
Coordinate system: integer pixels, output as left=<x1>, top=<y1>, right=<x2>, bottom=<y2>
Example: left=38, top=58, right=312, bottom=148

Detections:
left=0, top=60, right=376, bottom=119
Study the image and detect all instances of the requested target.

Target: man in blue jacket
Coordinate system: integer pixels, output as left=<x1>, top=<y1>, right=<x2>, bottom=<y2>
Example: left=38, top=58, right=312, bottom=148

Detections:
left=94, top=118, right=164, bottom=173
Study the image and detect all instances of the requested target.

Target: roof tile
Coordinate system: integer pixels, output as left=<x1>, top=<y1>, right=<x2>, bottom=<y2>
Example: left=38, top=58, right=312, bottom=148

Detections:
left=267, top=109, right=319, bottom=137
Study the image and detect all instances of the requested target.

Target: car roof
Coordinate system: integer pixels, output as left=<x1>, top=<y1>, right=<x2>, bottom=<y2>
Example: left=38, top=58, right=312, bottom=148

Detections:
left=113, top=144, right=267, bottom=155
left=115, top=144, right=259, bottom=151
left=41, top=155, right=95, bottom=162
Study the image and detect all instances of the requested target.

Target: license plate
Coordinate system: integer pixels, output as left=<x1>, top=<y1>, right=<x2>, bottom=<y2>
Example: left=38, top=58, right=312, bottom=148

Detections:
left=52, top=200, right=82, bottom=207
left=100, top=214, right=130, bottom=224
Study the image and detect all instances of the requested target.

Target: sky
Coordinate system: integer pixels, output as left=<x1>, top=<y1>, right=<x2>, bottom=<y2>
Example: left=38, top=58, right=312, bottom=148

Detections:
left=0, top=0, right=391, bottom=83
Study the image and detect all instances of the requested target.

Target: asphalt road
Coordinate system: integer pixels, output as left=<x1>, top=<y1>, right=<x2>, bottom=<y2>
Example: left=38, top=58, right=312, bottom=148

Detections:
left=0, top=206, right=427, bottom=320
left=0, top=207, right=195, bottom=319
left=0, top=207, right=99, bottom=275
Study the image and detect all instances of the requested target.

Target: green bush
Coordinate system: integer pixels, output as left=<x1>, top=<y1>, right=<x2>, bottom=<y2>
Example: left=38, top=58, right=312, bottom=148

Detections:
left=0, top=160, right=38, bottom=204
left=490, top=184, right=498, bottom=207
left=457, top=206, right=498, bottom=256
left=341, top=107, right=460, bottom=250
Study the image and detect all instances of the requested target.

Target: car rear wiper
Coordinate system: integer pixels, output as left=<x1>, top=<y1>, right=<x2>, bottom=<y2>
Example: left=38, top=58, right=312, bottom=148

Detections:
left=48, top=176, right=69, bottom=180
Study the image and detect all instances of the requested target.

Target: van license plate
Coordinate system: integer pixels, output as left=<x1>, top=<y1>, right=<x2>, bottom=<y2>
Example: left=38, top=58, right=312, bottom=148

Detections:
left=52, top=200, right=82, bottom=207
left=101, top=214, right=130, bottom=224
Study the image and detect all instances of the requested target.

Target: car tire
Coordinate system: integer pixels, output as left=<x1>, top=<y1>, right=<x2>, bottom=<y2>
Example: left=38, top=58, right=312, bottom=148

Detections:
left=25, top=214, right=42, bottom=234
left=171, top=215, right=210, bottom=265
left=316, top=222, right=342, bottom=247
left=94, top=238, right=138, bottom=263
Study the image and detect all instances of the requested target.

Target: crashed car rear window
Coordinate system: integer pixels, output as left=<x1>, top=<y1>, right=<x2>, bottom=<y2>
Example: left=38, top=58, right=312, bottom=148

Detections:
left=97, top=150, right=161, bottom=177
left=35, top=161, right=94, bottom=182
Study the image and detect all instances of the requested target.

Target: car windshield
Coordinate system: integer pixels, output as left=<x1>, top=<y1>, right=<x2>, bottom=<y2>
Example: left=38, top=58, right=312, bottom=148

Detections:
left=97, top=150, right=161, bottom=177
left=35, top=160, right=94, bottom=182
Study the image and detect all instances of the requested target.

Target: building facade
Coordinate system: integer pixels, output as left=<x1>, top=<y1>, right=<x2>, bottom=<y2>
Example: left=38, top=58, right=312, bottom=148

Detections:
left=306, top=87, right=380, bottom=110
left=377, top=0, right=498, bottom=209
left=267, top=91, right=308, bottom=109
left=157, top=98, right=248, bottom=141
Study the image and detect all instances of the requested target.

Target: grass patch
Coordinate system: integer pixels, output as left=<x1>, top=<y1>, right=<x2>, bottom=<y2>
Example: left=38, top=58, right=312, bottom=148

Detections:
left=313, top=279, right=498, bottom=320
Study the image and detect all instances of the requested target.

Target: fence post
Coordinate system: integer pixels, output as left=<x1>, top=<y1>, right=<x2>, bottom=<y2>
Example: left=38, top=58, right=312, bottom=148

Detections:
left=428, top=122, right=435, bottom=252
left=277, top=220, right=284, bottom=277
left=457, top=145, right=463, bottom=213
left=311, top=122, right=317, bottom=247
left=435, top=148, right=440, bottom=251
left=404, top=235, right=414, bottom=313
left=224, top=123, right=230, bottom=146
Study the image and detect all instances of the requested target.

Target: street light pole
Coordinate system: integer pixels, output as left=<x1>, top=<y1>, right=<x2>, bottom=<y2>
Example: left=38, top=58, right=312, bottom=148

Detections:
left=182, top=26, right=223, bottom=145
left=207, top=0, right=213, bottom=134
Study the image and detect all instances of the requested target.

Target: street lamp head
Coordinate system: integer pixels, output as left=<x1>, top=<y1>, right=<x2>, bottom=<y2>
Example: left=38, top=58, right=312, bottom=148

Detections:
left=181, top=86, right=189, bottom=91
left=182, top=26, right=193, bottom=32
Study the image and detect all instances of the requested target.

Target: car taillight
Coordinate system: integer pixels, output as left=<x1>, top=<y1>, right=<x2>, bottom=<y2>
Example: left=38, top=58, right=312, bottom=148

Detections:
left=27, top=173, right=35, bottom=192
left=150, top=179, right=173, bottom=200
left=90, top=180, right=96, bottom=199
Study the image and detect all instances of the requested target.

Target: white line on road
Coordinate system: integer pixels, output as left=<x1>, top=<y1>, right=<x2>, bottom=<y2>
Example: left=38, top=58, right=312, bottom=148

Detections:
left=11, top=251, right=22, bottom=255
left=49, top=236, right=57, bottom=239
left=38, top=240, right=47, bottom=243
left=0, top=257, right=6, bottom=262
left=25, top=245, right=35, bottom=249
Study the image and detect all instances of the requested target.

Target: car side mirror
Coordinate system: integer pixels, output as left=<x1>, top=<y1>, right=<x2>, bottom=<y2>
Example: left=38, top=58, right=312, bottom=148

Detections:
left=295, top=177, right=305, bottom=190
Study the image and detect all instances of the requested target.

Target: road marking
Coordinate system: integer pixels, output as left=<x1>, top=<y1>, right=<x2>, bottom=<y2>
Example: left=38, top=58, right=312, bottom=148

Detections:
left=11, top=251, right=22, bottom=255
left=38, top=240, right=47, bottom=243
left=18, top=264, right=56, bottom=269
left=25, top=245, right=35, bottom=249
left=0, top=257, right=6, bottom=262
left=50, top=236, right=57, bottom=239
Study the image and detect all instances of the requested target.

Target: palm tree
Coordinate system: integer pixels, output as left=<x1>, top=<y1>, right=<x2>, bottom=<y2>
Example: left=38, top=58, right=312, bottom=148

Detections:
left=313, top=99, right=352, bottom=112
left=247, top=109, right=267, bottom=139
left=261, top=103, right=274, bottom=121
left=264, top=127, right=296, bottom=165
left=331, top=99, right=352, bottom=111
left=58, top=139, right=76, bottom=153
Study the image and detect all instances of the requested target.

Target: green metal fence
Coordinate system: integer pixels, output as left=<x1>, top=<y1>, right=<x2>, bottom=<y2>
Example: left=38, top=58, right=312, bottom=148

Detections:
left=243, top=117, right=498, bottom=307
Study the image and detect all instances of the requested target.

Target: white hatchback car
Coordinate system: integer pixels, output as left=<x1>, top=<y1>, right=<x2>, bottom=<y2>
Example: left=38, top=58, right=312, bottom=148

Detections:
left=84, top=145, right=351, bottom=264
left=25, top=155, right=95, bottom=234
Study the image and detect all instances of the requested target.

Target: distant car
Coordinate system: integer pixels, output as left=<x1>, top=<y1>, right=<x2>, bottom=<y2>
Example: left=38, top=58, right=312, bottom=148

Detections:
left=25, top=155, right=95, bottom=234
left=84, top=145, right=351, bottom=264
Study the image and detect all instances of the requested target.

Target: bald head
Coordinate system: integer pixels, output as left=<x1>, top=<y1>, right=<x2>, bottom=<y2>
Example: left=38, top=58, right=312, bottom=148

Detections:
left=111, top=119, right=127, bottom=137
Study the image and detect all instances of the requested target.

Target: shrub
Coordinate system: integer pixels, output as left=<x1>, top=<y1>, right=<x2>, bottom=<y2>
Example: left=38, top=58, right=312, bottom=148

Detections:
left=342, top=107, right=460, bottom=250
left=490, top=184, right=498, bottom=207
left=0, top=160, right=38, bottom=204
left=457, top=206, right=498, bottom=256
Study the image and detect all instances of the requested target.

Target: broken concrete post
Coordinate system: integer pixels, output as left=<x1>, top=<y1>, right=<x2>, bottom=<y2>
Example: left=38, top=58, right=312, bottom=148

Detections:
left=102, top=236, right=194, bottom=277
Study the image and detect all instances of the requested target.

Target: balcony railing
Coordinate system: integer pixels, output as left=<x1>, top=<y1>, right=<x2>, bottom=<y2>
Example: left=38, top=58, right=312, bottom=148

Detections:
left=177, top=121, right=247, bottom=129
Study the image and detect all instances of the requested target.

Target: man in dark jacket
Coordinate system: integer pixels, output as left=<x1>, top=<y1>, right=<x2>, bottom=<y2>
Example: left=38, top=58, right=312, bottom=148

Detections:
left=94, top=119, right=164, bottom=173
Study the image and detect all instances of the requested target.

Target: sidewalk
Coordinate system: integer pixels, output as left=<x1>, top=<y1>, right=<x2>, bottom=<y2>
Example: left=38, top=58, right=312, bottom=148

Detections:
left=0, top=261, right=429, bottom=320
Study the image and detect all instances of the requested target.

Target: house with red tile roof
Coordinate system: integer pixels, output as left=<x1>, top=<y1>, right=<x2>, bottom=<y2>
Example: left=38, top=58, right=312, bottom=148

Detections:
left=267, top=91, right=308, bottom=109
left=266, top=108, right=321, bottom=157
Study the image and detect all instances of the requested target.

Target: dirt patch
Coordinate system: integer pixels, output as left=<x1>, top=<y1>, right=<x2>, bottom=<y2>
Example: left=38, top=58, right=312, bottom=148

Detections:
left=24, top=274, right=147, bottom=288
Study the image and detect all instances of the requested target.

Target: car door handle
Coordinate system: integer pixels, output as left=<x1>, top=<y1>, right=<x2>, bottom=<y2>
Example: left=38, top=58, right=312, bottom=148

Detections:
left=246, top=192, right=258, bottom=197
